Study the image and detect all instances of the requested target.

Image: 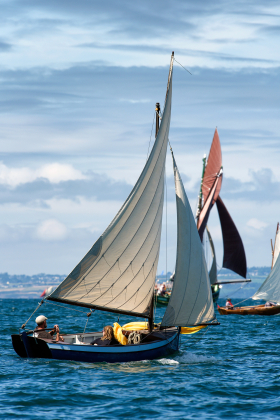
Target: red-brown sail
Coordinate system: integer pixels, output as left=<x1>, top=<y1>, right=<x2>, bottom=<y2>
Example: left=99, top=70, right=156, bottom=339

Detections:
left=202, top=128, right=222, bottom=205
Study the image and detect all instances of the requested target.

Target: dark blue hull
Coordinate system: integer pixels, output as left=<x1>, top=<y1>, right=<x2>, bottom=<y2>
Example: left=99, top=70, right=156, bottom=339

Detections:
left=12, top=329, right=179, bottom=364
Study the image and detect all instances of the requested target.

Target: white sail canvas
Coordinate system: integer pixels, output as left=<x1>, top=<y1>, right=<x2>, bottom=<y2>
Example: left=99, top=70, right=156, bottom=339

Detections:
left=206, top=227, right=218, bottom=285
left=49, top=62, right=174, bottom=317
left=253, top=254, right=280, bottom=303
left=272, top=227, right=280, bottom=268
left=161, top=152, right=216, bottom=327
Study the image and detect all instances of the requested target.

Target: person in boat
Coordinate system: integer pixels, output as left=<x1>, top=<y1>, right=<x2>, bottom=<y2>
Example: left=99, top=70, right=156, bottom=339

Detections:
left=159, top=283, right=167, bottom=296
left=34, top=315, right=64, bottom=342
left=90, top=325, right=119, bottom=346
left=226, top=298, right=234, bottom=309
left=265, top=301, right=277, bottom=307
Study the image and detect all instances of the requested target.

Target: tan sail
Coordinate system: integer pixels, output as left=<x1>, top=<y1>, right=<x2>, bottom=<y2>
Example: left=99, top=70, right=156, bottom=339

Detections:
left=48, top=55, right=174, bottom=318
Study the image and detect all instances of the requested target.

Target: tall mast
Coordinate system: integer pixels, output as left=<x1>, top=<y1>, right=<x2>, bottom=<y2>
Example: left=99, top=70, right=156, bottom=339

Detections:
left=149, top=52, right=174, bottom=332
left=196, top=154, right=207, bottom=228
left=155, top=102, right=160, bottom=138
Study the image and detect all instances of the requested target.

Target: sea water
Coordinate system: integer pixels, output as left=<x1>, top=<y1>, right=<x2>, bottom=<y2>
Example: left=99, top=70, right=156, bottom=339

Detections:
left=1, top=298, right=280, bottom=419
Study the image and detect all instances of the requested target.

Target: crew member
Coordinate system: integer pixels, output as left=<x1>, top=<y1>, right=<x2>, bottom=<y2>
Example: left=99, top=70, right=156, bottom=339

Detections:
left=226, top=298, right=234, bottom=309
left=91, top=326, right=118, bottom=346
left=34, top=315, right=64, bottom=342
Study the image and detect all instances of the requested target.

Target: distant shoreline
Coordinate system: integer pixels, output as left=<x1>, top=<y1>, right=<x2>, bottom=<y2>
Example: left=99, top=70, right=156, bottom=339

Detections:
left=0, top=268, right=271, bottom=299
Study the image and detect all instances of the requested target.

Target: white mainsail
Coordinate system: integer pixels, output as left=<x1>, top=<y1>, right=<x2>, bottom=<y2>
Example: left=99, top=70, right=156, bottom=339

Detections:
left=161, top=151, right=216, bottom=327
left=48, top=56, right=174, bottom=317
left=252, top=254, right=280, bottom=303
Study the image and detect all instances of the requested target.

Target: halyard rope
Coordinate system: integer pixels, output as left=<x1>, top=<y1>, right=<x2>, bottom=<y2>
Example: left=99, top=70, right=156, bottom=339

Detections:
left=21, top=300, right=44, bottom=329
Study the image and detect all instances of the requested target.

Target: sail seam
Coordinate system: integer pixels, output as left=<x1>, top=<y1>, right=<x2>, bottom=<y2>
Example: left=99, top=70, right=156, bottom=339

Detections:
left=62, top=108, right=170, bottom=301
left=76, top=160, right=166, bottom=303
left=87, top=194, right=163, bottom=310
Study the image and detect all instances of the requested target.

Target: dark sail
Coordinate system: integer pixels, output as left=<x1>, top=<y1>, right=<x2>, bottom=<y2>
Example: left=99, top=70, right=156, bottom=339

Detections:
left=216, top=195, right=247, bottom=278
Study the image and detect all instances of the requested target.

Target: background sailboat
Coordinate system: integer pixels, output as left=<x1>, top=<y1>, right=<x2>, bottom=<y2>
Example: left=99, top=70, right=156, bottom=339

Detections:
left=12, top=52, right=218, bottom=364
left=196, top=129, right=248, bottom=302
left=218, top=223, right=280, bottom=315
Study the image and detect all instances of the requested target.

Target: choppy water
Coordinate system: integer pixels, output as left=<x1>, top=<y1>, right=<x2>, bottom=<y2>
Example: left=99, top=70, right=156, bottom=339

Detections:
left=1, top=298, right=280, bottom=419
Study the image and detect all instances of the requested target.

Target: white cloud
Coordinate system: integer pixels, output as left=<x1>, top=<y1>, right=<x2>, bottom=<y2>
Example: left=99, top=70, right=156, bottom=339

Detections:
left=247, top=218, right=268, bottom=231
left=36, top=219, right=68, bottom=241
left=0, top=162, right=87, bottom=187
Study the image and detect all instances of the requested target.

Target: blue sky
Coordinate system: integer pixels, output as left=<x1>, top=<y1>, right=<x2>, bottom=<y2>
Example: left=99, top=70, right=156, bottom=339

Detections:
left=0, top=1, right=280, bottom=275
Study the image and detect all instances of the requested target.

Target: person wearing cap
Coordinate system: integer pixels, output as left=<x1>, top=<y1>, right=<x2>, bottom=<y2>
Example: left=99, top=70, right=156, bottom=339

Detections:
left=226, top=298, right=234, bottom=309
left=159, top=283, right=166, bottom=296
left=34, top=315, right=64, bottom=342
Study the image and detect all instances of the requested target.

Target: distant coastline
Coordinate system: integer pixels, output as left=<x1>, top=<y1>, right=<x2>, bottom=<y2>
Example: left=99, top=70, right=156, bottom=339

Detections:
left=0, top=268, right=270, bottom=299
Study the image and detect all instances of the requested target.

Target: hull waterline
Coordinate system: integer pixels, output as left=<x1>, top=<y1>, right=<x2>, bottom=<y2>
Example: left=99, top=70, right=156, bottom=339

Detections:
left=218, top=304, right=280, bottom=316
left=11, top=329, right=179, bottom=363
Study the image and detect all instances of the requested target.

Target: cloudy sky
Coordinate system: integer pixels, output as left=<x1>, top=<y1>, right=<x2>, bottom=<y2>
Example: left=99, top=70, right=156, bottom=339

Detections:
left=1, top=0, right=280, bottom=275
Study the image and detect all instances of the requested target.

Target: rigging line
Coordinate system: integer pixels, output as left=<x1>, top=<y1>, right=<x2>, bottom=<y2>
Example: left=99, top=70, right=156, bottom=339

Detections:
left=82, top=309, right=93, bottom=337
left=174, top=58, right=192, bottom=75
left=45, top=300, right=89, bottom=314
left=226, top=281, right=250, bottom=300
left=232, top=296, right=252, bottom=307
left=67, top=123, right=170, bottom=300
left=21, top=300, right=44, bottom=329
left=147, top=111, right=156, bottom=161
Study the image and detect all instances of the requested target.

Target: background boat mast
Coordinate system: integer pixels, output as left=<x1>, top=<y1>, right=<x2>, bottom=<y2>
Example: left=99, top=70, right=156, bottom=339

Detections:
left=155, top=102, right=160, bottom=138
left=196, top=154, right=207, bottom=228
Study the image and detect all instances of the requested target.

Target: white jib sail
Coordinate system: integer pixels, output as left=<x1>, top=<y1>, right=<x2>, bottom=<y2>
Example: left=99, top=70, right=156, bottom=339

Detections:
left=252, top=253, right=280, bottom=303
left=206, top=226, right=217, bottom=285
left=161, top=151, right=216, bottom=327
left=49, top=61, right=174, bottom=317
left=272, top=227, right=280, bottom=268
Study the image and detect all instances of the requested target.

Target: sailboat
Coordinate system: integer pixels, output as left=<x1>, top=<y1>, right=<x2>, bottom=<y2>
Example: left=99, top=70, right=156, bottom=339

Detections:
left=218, top=223, right=280, bottom=315
left=11, top=53, right=218, bottom=364
left=196, top=129, right=248, bottom=302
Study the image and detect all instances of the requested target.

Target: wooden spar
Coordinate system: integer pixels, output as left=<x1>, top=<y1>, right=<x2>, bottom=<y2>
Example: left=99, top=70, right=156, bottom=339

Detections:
left=196, top=154, right=207, bottom=228
left=155, top=103, right=160, bottom=138
left=46, top=296, right=150, bottom=319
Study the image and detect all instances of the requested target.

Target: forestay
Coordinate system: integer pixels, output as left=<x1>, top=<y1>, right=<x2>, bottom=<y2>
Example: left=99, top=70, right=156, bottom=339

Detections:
left=161, top=151, right=216, bottom=327
left=48, top=58, right=174, bottom=318
left=252, top=253, right=280, bottom=303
